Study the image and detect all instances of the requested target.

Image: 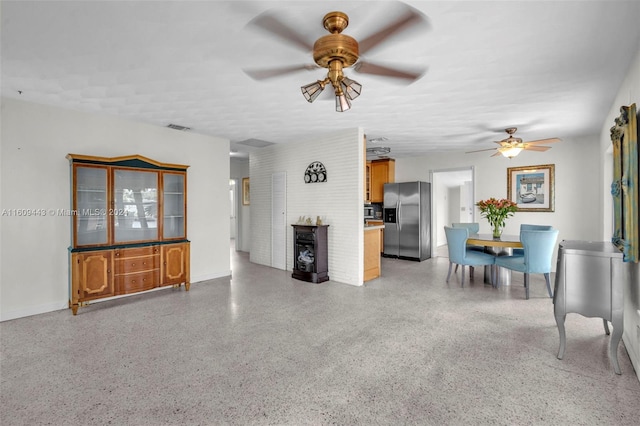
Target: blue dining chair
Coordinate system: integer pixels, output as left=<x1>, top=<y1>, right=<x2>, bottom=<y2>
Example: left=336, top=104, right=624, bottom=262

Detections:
left=451, top=222, right=484, bottom=275
left=445, top=226, right=496, bottom=287
left=451, top=222, right=483, bottom=250
left=451, top=222, right=480, bottom=233
left=512, top=224, right=553, bottom=256
left=495, top=228, right=559, bottom=299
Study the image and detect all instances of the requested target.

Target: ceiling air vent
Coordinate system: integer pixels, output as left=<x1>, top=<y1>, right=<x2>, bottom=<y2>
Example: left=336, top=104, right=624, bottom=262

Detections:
left=367, top=147, right=391, bottom=156
left=167, top=124, right=191, bottom=131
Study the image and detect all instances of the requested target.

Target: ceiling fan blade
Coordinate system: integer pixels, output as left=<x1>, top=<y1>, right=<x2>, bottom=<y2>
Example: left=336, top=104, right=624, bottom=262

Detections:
left=524, top=145, right=552, bottom=152
left=247, top=11, right=314, bottom=53
left=354, top=61, right=425, bottom=82
left=243, top=64, right=318, bottom=80
left=490, top=151, right=503, bottom=157
left=466, top=147, right=498, bottom=154
left=523, top=137, right=561, bottom=145
left=358, top=4, right=428, bottom=55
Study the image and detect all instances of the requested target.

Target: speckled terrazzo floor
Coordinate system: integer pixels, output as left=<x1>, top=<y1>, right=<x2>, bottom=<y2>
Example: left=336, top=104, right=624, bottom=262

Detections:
left=1, top=243, right=639, bottom=426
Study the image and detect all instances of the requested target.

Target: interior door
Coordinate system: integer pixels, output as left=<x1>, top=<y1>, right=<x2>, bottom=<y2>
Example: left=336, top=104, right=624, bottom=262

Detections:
left=271, top=172, right=286, bottom=270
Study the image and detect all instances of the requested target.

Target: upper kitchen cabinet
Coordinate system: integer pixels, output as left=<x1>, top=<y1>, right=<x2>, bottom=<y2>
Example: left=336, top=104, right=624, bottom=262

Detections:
left=370, top=159, right=395, bottom=203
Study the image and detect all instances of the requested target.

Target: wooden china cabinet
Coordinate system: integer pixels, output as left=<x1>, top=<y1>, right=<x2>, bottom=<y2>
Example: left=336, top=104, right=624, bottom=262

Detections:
left=67, top=154, right=190, bottom=315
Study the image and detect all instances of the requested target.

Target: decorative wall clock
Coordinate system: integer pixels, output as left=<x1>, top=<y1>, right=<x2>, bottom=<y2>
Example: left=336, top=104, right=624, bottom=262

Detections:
left=304, top=161, right=327, bottom=183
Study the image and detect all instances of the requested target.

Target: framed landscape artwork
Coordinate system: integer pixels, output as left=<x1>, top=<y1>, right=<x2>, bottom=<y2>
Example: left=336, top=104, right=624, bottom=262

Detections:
left=242, top=177, right=250, bottom=205
left=507, top=164, right=555, bottom=212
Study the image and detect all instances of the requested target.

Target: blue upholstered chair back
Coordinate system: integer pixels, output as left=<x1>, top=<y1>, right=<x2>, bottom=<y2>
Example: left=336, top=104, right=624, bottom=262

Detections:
left=452, top=222, right=480, bottom=234
left=512, top=225, right=554, bottom=256
left=521, top=224, right=553, bottom=231
left=521, top=229, right=559, bottom=273
left=445, top=226, right=469, bottom=264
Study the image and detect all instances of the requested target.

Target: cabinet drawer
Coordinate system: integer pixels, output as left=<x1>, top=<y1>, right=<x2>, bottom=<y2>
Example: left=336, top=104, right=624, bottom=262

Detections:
left=115, top=271, right=159, bottom=294
left=115, top=255, right=159, bottom=274
left=114, top=246, right=159, bottom=258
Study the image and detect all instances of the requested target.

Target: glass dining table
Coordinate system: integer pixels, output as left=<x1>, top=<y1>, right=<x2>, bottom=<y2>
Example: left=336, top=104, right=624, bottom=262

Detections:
left=466, top=234, right=523, bottom=287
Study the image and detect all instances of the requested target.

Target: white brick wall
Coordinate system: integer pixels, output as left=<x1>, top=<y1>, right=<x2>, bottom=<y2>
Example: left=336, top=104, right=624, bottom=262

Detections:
left=250, top=128, right=364, bottom=285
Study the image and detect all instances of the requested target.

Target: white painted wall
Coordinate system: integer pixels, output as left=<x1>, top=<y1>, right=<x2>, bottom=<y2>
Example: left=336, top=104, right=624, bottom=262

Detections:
left=250, top=128, right=364, bottom=286
left=599, top=46, right=640, bottom=379
left=0, top=98, right=231, bottom=321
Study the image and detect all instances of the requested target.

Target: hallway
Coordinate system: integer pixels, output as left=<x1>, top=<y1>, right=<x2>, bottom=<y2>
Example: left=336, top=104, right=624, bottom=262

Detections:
left=1, top=247, right=639, bottom=425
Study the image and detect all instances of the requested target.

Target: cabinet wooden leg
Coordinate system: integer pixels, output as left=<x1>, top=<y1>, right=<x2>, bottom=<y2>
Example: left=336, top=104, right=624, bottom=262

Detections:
left=71, top=304, right=79, bottom=315
left=185, top=282, right=190, bottom=291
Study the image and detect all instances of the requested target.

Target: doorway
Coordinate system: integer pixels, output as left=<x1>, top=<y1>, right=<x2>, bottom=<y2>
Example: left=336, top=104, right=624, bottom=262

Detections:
left=430, top=167, right=475, bottom=249
left=230, top=179, right=238, bottom=248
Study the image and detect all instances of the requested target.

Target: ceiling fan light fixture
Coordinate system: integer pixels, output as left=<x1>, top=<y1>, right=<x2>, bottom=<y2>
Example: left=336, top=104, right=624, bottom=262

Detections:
left=301, top=80, right=327, bottom=103
left=340, top=76, right=362, bottom=100
left=499, top=146, right=523, bottom=158
left=335, top=90, right=351, bottom=112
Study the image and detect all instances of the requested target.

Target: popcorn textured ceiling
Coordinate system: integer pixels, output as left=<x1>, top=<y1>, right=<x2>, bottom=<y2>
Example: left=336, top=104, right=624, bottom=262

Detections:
left=2, top=1, right=639, bottom=158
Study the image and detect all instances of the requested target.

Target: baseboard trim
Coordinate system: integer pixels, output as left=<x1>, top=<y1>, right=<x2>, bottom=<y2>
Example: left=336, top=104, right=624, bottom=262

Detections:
left=1, top=301, right=68, bottom=322
left=1, top=270, right=232, bottom=322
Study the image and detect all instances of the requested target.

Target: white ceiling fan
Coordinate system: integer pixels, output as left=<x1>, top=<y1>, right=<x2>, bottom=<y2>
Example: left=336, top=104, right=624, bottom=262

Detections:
left=466, top=128, right=561, bottom=158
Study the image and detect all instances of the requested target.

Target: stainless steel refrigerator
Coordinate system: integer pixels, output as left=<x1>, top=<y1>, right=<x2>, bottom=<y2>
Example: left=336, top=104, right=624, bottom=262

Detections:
left=383, top=181, right=431, bottom=261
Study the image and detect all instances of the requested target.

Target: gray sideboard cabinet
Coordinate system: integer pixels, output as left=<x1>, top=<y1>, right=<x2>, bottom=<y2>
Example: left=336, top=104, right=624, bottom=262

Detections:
left=553, top=240, right=631, bottom=374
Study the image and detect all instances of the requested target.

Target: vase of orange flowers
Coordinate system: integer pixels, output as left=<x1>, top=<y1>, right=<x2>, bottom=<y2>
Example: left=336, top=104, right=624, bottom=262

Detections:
left=476, top=198, right=518, bottom=239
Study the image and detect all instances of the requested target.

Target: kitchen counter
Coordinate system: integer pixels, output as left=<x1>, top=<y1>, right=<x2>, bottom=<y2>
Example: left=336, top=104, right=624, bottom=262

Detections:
left=364, top=224, right=385, bottom=230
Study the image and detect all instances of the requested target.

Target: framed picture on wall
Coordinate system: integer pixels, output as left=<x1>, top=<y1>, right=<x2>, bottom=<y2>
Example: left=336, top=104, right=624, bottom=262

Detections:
left=610, top=103, right=638, bottom=262
left=242, top=177, right=250, bottom=205
left=507, top=164, right=555, bottom=212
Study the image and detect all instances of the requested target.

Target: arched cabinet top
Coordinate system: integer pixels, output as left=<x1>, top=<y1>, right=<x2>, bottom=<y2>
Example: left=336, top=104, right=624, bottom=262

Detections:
left=66, top=154, right=189, bottom=171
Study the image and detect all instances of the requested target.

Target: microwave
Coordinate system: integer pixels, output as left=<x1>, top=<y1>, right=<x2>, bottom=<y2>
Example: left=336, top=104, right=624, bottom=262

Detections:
left=364, top=205, right=374, bottom=218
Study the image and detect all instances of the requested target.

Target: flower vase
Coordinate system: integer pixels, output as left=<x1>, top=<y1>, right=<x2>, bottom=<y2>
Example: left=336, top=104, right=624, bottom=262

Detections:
left=492, top=224, right=503, bottom=239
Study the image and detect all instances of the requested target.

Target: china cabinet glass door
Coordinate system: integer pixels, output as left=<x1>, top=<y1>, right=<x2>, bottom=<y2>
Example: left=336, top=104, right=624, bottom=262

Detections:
left=113, top=169, right=158, bottom=243
left=163, top=173, right=185, bottom=239
left=75, top=166, right=108, bottom=246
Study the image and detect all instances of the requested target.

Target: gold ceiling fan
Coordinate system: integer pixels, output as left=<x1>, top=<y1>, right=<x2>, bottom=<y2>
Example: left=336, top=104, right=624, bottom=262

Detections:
left=243, top=4, right=429, bottom=112
left=466, top=128, right=561, bottom=158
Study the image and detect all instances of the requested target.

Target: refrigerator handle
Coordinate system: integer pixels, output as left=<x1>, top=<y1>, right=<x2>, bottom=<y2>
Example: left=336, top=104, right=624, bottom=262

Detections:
left=397, top=200, right=402, bottom=231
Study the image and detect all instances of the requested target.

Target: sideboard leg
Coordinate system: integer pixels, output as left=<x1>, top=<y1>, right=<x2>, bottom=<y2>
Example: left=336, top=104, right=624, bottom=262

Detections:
left=610, top=324, right=623, bottom=374
left=555, top=313, right=566, bottom=359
